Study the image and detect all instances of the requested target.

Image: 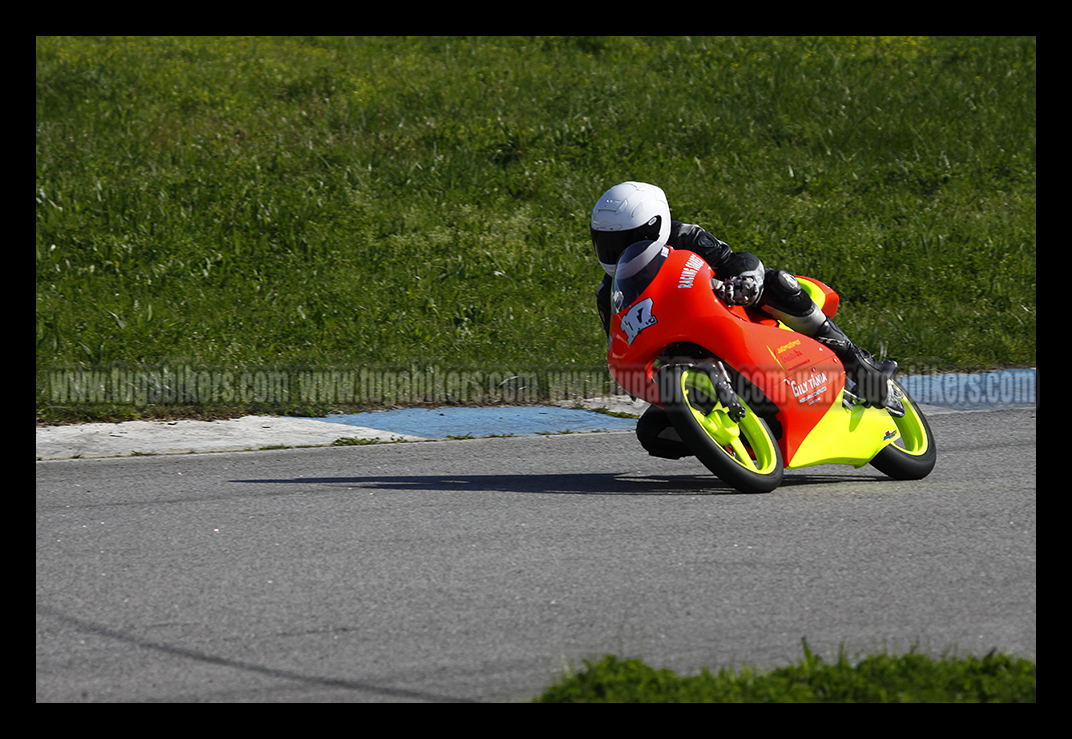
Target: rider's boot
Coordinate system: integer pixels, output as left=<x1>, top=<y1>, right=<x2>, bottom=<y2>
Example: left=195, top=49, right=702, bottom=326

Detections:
left=814, top=319, right=899, bottom=410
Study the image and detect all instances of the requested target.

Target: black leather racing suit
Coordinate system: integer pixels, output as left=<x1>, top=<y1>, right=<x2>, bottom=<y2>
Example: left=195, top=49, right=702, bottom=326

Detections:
left=596, top=221, right=823, bottom=338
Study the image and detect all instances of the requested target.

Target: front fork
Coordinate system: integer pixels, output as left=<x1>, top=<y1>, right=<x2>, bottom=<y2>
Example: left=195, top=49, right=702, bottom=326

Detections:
left=709, top=360, right=746, bottom=422
left=657, top=357, right=745, bottom=422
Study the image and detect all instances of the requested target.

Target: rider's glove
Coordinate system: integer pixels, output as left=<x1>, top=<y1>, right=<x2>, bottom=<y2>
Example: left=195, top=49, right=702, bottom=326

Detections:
left=714, top=275, right=762, bottom=306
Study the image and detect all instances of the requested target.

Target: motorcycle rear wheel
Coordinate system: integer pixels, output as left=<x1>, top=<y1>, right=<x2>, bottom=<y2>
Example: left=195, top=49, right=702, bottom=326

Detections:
left=868, top=379, right=937, bottom=480
left=660, top=364, right=784, bottom=493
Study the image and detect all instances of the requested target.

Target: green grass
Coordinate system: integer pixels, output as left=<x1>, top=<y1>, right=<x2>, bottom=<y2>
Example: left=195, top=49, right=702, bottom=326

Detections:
left=534, top=641, right=1036, bottom=703
left=36, top=36, right=1035, bottom=420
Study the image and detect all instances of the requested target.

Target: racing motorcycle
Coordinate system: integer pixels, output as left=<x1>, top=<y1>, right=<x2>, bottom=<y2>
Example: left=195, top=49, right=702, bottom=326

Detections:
left=607, top=240, right=936, bottom=493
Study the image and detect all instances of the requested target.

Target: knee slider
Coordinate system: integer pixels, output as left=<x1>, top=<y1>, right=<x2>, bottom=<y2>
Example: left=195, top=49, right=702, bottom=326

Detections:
left=773, top=270, right=801, bottom=297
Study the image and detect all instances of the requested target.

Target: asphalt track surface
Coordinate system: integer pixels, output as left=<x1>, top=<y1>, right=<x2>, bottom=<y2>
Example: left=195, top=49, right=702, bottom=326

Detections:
left=37, top=407, right=1035, bottom=702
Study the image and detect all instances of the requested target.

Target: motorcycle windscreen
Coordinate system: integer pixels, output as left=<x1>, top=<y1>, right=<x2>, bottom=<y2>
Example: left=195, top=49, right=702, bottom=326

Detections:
left=611, top=240, right=670, bottom=314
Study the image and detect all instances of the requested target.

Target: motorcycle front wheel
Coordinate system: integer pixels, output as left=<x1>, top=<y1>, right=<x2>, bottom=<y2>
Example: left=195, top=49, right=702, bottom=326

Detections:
left=659, top=364, right=784, bottom=493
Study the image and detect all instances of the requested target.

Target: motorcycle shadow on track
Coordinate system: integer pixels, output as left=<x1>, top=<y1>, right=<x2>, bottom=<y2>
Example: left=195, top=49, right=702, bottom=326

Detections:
left=230, top=470, right=889, bottom=496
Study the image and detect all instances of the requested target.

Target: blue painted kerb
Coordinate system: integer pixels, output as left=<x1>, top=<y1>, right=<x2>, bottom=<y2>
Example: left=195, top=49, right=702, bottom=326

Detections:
left=315, top=405, right=637, bottom=439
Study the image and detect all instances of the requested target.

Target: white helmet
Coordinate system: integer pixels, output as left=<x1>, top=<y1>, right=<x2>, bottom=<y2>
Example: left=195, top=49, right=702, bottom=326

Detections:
left=590, top=181, right=672, bottom=276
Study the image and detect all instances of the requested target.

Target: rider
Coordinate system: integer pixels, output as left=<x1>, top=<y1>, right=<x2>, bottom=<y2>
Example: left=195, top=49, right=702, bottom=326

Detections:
left=590, top=181, right=899, bottom=459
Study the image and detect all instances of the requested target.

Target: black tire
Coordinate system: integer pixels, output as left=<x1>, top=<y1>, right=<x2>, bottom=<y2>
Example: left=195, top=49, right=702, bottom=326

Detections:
left=659, top=364, right=784, bottom=493
left=869, top=379, right=937, bottom=480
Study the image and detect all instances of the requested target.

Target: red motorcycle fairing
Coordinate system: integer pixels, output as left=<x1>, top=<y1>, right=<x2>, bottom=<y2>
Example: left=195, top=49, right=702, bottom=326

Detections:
left=607, top=246, right=846, bottom=466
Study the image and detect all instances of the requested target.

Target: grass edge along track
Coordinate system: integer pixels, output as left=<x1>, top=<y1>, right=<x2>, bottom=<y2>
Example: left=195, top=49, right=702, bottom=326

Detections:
left=532, top=639, right=1036, bottom=703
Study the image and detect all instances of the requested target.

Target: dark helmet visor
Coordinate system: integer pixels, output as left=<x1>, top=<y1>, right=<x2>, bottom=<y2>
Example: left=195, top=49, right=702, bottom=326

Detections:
left=591, top=215, right=663, bottom=267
